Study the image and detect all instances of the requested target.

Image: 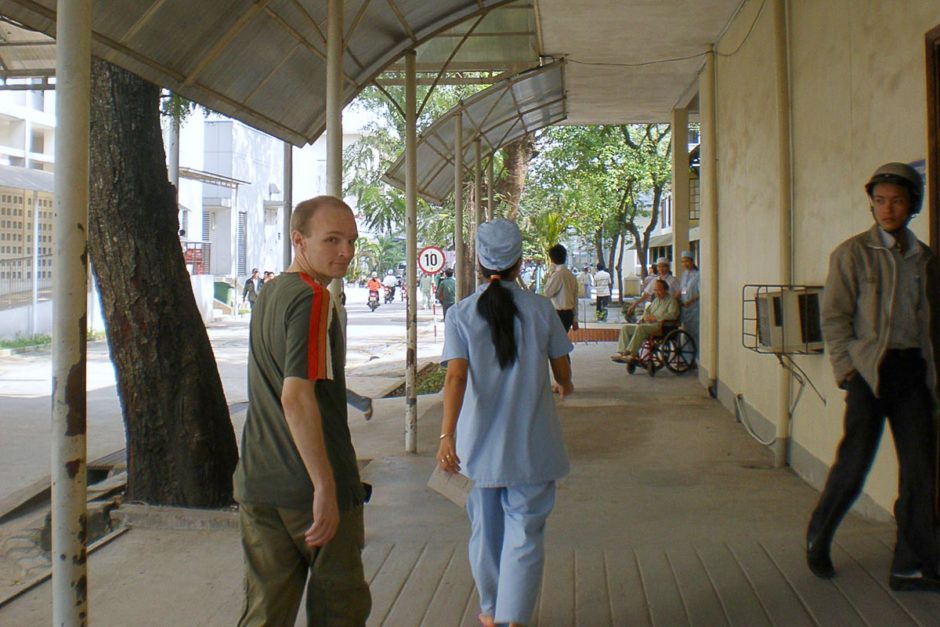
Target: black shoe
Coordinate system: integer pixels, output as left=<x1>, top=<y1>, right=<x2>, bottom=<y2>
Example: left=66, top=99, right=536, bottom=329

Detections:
left=806, top=539, right=835, bottom=579
left=889, top=573, right=940, bottom=593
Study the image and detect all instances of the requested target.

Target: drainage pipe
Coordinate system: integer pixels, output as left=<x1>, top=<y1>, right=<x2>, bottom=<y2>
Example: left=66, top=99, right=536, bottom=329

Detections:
left=772, top=0, right=793, bottom=468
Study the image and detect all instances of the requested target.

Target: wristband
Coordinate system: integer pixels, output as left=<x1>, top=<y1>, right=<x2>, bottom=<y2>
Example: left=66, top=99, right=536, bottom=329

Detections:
left=439, top=433, right=454, bottom=440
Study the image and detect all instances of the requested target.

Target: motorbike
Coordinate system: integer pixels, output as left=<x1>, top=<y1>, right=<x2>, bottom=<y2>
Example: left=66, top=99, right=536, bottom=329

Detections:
left=367, top=290, right=380, bottom=312
left=384, top=285, right=395, bottom=303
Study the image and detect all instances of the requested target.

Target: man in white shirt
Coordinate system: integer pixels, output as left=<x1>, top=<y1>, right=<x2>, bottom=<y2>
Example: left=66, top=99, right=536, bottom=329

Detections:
left=593, top=263, right=612, bottom=321
left=543, top=244, right=579, bottom=332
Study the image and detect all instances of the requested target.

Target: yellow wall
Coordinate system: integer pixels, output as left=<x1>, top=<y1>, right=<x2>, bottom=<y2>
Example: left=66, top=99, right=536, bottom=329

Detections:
left=712, top=0, right=940, bottom=516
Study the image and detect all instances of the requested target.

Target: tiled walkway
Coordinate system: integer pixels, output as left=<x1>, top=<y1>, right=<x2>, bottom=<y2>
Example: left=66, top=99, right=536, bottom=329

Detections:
left=3, top=343, right=934, bottom=626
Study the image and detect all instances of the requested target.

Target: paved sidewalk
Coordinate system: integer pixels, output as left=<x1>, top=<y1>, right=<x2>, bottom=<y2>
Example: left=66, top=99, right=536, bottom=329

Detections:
left=2, top=340, right=927, bottom=626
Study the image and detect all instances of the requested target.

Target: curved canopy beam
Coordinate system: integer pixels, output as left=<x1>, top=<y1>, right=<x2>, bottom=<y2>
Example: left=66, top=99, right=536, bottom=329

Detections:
left=383, top=61, right=565, bottom=204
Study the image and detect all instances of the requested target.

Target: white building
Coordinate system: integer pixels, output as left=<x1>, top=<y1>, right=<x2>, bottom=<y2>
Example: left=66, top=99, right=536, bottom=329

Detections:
left=170, top=108, right=369, bottom=282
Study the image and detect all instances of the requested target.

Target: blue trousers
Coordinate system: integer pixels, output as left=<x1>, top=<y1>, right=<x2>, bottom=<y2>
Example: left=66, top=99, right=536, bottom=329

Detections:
left=467, top=482, right=556, bottom=625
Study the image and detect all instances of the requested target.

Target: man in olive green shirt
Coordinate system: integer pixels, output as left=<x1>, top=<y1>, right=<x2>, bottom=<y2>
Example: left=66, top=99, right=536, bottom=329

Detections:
left=233, top=196, right=370, bottom=626
left=611, top=279, right=679, bottom=363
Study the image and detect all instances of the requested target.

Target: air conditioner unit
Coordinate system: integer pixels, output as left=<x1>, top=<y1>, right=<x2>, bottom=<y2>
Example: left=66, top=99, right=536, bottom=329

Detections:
left=755, top=288, right=824, bottom=353
left=756, top=291, right=784, bottom=351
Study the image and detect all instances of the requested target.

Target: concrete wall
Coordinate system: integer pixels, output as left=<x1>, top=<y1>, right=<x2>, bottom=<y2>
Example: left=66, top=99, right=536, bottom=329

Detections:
left=709, top=0, right=940, bottom=517
left=0, top=288, right=105, bottom=341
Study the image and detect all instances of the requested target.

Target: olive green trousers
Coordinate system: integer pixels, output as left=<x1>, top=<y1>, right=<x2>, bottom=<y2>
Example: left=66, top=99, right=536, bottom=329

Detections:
left=237, top=503, right=371, bottom=626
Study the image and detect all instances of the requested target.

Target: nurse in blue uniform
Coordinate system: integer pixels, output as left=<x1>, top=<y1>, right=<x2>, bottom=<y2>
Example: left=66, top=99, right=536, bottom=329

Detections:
left=437, top=219, right=575, bottom=627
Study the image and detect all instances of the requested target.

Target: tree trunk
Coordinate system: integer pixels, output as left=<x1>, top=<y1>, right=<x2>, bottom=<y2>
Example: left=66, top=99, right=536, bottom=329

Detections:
left=625, top=223, right=646, bottom=278
left=496, top=134, right=535, bottom=220
left=594, top=228, right=604, bottom=266
left=615, top=232, right=626, bottom=303
left=607, top=231, right=619, bottom=278
left=88, top=59, right=238, bottom=507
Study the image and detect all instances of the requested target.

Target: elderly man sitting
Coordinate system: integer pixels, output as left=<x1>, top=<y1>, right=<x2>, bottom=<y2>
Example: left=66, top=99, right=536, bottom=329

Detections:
left=611, top=279, right=679, bottom=363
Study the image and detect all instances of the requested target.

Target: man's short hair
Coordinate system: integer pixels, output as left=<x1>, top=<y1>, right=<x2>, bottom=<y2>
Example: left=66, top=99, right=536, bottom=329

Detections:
left=290, top=196, right=352, bottom=236
left=444, top=268, right=454, bottom=277
left=655, top=279, right=669, bottom=290
left=548, top=243, right=567, bottom=265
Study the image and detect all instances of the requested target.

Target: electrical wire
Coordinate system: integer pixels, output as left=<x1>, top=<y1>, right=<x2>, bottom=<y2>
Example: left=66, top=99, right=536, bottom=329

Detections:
left=717, top=0, right=768, bottom=57
left=734, top=393, right=776, bottom=447
left=562, top=0, right=768, bottom=69
left=566, top=51, right=707, bottom=69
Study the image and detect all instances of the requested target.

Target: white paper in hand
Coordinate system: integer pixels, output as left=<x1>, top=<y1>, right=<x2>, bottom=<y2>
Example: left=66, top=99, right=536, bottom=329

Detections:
left=427, top=465, right=474, bottom=508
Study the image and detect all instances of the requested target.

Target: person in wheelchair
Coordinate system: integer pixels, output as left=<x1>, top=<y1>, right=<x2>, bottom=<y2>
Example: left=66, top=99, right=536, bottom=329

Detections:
left=610, top=279, right=679, bottom=364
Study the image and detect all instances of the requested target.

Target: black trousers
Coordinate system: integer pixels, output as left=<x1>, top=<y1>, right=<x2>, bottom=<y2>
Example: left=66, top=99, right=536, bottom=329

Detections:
left=557, top=309, right=574, bottom=332
left=807, top=349, right=938, bottom=574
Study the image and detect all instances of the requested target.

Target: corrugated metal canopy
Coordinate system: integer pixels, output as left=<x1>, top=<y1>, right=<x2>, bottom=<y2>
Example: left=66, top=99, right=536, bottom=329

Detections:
left=0, top=17, right=54, bottom=78
left=0, top=0, right=529, bottom=145
left=383, top=61, right=565, bottom=204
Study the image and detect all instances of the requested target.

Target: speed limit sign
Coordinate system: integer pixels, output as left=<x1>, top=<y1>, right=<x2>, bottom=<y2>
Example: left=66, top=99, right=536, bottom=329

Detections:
left=418, top=246, right=446, bottom=274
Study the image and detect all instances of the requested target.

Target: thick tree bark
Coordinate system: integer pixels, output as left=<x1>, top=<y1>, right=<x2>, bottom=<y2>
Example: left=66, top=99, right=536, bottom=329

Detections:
left=88, top=59, right=238, bottom=507
left=496, top=134, right=535, bottom=220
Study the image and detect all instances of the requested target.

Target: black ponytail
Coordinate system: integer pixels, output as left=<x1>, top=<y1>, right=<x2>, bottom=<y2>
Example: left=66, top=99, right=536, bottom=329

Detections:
left=477, top=261, right=521, bottom=369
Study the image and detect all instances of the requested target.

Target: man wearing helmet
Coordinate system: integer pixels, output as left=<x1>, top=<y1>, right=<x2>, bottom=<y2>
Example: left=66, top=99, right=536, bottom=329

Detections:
left=806, top=162, right=940, bottom=592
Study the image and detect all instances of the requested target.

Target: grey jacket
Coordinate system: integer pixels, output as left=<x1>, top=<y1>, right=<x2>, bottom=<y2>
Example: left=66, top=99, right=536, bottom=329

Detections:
left=821, top=223, right=940, bottom=398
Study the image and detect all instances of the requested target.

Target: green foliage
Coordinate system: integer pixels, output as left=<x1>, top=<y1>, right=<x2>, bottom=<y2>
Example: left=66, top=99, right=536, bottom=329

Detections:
left=350, top=233, right=405, bottom=280
left=521, top=124, right=672, bottom=270
left=0, top=333, right=52, bottom=349
left=160, top=92, right=199, bottom=123
left=344, top=82, right=489, bottom=237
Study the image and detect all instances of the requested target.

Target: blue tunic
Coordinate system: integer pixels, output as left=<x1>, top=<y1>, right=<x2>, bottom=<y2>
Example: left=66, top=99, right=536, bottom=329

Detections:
left=442, top=281, right=573, bottom=487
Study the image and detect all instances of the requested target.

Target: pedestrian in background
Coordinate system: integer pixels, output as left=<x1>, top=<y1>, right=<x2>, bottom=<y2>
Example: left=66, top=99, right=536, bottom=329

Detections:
left=543, top=243, right=579, bottom=332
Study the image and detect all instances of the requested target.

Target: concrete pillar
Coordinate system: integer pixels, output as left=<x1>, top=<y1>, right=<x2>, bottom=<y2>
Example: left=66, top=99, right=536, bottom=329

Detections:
left=52, top=1, right=91, bottom=624
left=404, top=51, right=418, bottom=454
left=472, top=139, right=482, bottom=290
left=326, top=0, right=344, bottom=300
left=699, top=51, right=719, bottom=392
left=282, top=142, right=293, bottom=270
left=671, top=108, right=690, bottom=264
left=454, top=114, right=465, bottom=300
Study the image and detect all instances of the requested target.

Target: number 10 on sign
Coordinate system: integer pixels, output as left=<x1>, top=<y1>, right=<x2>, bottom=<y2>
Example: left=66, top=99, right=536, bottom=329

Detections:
left=418, top=246, right=446, bottom=274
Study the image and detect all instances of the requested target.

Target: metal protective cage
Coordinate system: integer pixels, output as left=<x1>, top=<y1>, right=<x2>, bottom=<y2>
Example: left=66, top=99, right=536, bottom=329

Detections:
left=742, top=284, right=825, bottom=356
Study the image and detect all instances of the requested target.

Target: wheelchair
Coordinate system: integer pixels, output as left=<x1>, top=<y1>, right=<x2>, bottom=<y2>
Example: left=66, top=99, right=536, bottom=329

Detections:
left=625, top=321, right=697, bottom=376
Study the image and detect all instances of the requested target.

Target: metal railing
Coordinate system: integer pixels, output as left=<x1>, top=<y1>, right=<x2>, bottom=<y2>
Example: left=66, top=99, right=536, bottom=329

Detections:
left=0, top=254, right=54, bottom=308
left=182, top=241, right=212, bottom=275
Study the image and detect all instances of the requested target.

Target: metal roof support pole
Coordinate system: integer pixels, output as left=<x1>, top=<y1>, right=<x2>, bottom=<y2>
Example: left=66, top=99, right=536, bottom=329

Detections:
left=472, top=138, right=482, bottom=291
left=51, top=1, right=90, bottom=624
left=167, top=109, right=180, bottom=198
left=487, top=156, right=495, bottom=221
left=404, top=50, right=418, bottom=454
left=671, top=108, right=690, bottom=265
left=454, top=113, right=465, bottom=300
left=326, top=0, right=344, bottom=301
left=699, top=50, right=719, bottom=395
left=31, top=191, right=40, bottom=336
left=282, top=142, right=293, bottom=269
